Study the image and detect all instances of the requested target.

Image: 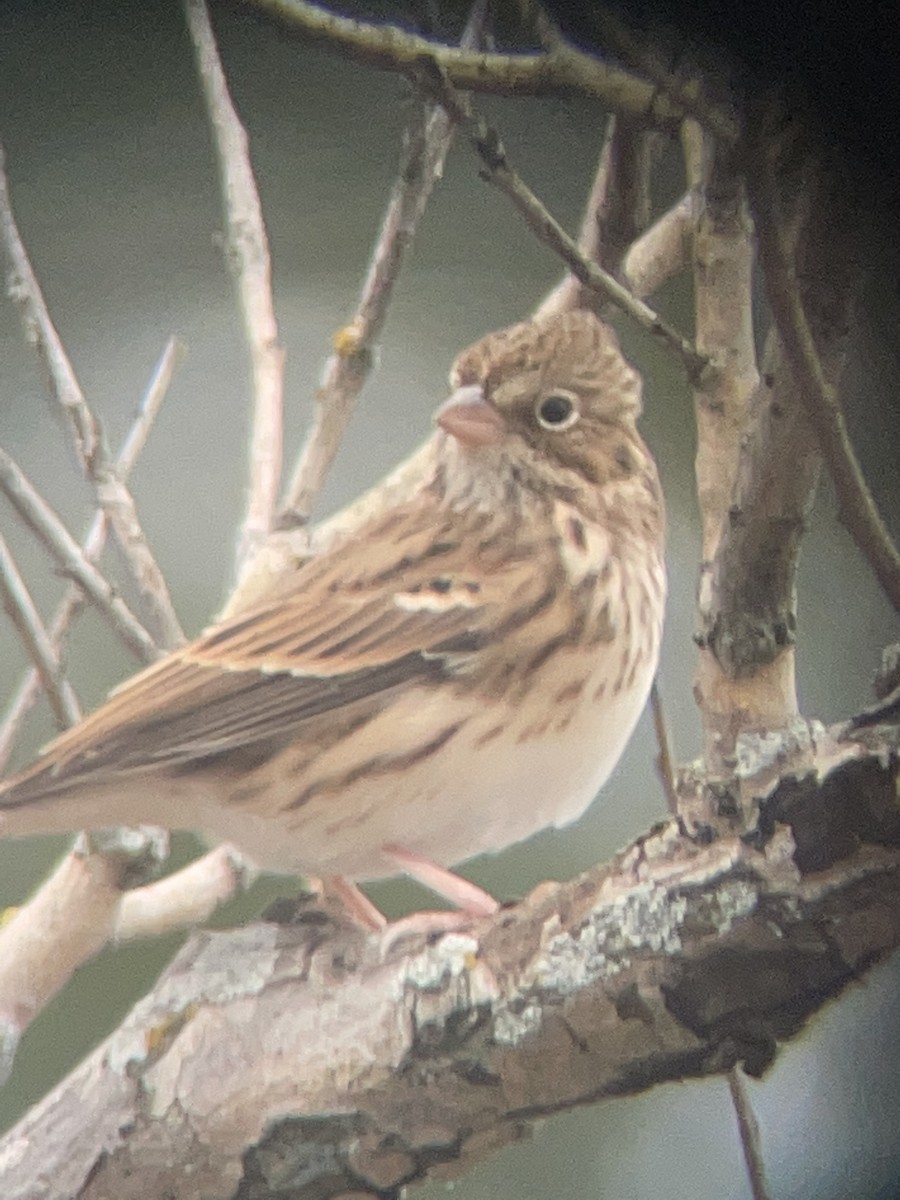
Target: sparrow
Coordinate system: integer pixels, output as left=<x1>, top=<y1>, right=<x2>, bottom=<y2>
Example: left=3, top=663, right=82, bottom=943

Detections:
left=0, top=309, right=666, bottom=919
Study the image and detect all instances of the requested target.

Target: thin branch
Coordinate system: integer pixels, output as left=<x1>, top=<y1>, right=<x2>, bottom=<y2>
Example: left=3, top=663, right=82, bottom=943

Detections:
left=649, top=680, right=678, bottom=816
left=0, top=146, right=184, bottom=650
left=746, top=133, right=900, bottom=614
left=728, top=1067, right=772, bottom=1200
left=277, top=0, right=488, bottom=530
left=416, top=67, right=709, bottom=383
left=537, top=115, right=624, bottom=317
left=0, top=449, right=159, bottom=665
left=0, top=338, right=185, bottom=772
left=113, top=845, right=257, bottom=942
left=620, top=191, right=694, bottom=299
left=0, top=827, right=169, bottom=1085
left=184, top=0, right=285, bottom=574
left=0, top=535, right=81, bottom=731
left=251, top=0, right=733, bottom=136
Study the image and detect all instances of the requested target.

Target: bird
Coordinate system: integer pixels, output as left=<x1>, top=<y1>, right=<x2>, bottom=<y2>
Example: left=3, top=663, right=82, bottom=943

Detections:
left=0, top=308, right=665, bottom=922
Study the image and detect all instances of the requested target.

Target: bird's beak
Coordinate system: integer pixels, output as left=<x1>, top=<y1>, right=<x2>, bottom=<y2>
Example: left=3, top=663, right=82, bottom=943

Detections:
left=434, top=385, right=505, bottom=448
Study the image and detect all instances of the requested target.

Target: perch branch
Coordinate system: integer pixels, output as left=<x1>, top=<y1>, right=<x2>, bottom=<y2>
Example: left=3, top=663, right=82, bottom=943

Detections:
left=0, top=146, right=184, bottom=650
left=1, top=727, right=897, bottom=1196
left=0, top=338, right=184, bottom=772
left=184, top=0, right=286, bottom=573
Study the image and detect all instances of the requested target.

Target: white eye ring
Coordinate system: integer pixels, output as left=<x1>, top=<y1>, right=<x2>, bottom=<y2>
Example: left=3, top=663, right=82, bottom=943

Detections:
left=535, top=389, right=580, bottom=431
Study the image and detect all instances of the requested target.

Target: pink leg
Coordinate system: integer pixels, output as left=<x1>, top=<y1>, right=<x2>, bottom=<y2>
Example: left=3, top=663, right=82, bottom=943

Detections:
left=325, top=875, right=388, bottom=930
left=381, top=845, right=500, bottom=916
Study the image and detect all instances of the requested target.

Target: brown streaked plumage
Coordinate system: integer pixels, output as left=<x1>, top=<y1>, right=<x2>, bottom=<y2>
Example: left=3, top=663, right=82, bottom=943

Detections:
left=0, top=310, right=665, bottom=913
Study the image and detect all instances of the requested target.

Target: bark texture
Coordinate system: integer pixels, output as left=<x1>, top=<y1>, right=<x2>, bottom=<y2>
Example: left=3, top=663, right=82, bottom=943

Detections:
left=1, top=725, right=897, bottom=1200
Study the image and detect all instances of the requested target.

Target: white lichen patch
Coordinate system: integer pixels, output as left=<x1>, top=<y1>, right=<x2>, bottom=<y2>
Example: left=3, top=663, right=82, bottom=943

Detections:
left=702, top=879, right=758, bottom=934
left=403, top=934, right=482, bottom=992
left=534, top=883, right=687, bottom=995
left=492, top=1000, right=543, bottom=1045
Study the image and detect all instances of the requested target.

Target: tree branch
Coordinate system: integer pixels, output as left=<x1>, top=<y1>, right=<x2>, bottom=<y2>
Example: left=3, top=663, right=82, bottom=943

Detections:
left=745, top=114, right=900, bottom=614
left=250, top=0, right=724, bottom=134
left=0, top=338, right=184, bottom=772
left=1, top=727, right=896, bottom=1197
left=0, top=146, right=184, bottom=650
left=0, top=535, right=81, bottom=731
left=185, top=0, right=286, bottom=574
left=0, top=450, right=159, bottom=665
left=415, top=67, right=709, bottom=382
left=276, top=0, right=488, bottom=531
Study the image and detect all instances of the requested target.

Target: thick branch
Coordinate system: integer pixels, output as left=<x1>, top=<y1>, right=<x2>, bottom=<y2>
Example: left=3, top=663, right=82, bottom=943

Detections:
left=251, top=0, right=716, bottom=133
left=690, top=135, right=768, bottom=766
left=745, top=114, right=900, bottom=613
left=701, top=332, right=821, bottom=682
left=2, top=728, right=897, bottom=1198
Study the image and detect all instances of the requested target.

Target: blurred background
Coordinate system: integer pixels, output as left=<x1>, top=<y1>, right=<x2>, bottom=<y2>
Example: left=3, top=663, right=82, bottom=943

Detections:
left=0, top=1, right=898, bottom=1196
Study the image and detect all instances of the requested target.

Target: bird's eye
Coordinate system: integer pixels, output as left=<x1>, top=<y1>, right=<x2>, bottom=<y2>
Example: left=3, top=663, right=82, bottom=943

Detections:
left=536, top=390, right=580, bottom=431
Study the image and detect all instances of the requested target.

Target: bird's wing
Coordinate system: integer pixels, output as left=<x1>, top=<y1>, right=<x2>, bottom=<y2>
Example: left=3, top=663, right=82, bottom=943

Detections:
left=3, top=499, right=551, bottom=795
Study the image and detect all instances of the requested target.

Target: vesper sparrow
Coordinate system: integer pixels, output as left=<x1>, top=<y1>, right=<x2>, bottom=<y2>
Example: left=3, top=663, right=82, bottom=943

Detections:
left=0, top=309, right=665, bottom=918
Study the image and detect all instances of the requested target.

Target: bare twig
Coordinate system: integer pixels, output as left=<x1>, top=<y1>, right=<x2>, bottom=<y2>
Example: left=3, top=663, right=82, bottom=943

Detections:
left=277, top=0, right=488, bottom=530
left=0, top=338, right=185, bottom=772
left=0, top=146, right=184, bottom=650
left=251, top=0, right=728, bottom=135
left=417, top=68, right=709, bottom=382
left=728, top=1067, right=772, bottom=1200
left=184, top=0, right=285, bottom=574
left=0, top=535, right=81, bottom=731
left=649, top=680, right=678, bottom=815
left=747, top=134, right=900, bottom=614
left=0, top=450, right=159, bottom=665
left=538, top=113, right=662, bottom=319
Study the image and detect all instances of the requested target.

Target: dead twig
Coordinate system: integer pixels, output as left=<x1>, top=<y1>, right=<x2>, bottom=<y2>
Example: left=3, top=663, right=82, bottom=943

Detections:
left=0, top=535, right=81, bottom=731
left=0, top=449, right=159, bottom=666
left=415, top=67, right=709, bottom=383
left=0, top=146, right=184, bottom=650
left=184, top=0, right=285, bottom=574
left=0, top=338, right=185, bottom=772
left=278, top=0, right=489, bottom=530
left=728, top=1067, right=772, bottom=1200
